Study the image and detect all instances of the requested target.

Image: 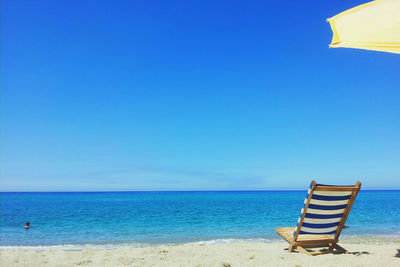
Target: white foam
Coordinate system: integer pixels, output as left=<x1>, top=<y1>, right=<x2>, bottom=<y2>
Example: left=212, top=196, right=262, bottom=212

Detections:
left=0, top=238, right=279, bottom=251
left=190, top=237, right=277, bottom=245
left=0, top=242, right=144, bottom=251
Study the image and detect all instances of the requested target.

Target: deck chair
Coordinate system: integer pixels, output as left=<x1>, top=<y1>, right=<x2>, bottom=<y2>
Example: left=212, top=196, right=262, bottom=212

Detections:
left=275, top=180, right=361, bottom=256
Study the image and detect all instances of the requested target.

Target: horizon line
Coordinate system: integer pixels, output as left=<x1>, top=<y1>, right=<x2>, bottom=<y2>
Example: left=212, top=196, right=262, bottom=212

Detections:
left=1, top=189, right=400, bottom=193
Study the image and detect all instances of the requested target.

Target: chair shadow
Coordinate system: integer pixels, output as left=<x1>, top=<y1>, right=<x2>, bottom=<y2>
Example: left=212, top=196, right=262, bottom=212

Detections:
left=349, top=251, right=372, bottom=256
left=284, top=247, right=373, bottom=256
left=283, top=248, right=299, bottom=254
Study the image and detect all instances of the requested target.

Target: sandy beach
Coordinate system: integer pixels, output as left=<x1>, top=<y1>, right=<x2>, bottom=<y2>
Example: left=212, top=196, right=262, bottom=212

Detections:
left=1, top=238, right=399, bottom=267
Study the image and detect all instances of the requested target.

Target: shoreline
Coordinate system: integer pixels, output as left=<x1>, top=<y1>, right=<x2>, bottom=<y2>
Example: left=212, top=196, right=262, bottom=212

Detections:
left=1, top=239, right=400, bottom=266
left=1, top=236, right=400, bottom=251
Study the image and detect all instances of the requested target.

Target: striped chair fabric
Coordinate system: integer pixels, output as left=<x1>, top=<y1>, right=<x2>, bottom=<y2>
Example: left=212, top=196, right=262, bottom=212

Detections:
left=294, top=183, right=352, bottom=235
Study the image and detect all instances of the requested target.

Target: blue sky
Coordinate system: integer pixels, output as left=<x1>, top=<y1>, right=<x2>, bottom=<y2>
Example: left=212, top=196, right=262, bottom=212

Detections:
left=1, top=0, right=399, bottom=191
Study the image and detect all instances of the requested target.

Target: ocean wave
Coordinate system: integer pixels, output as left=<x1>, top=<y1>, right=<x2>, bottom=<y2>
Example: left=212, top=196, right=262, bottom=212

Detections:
left=0, top=242, right=144, bottom=251
left=0, top=237, right=279, bottom=251
left=191, top=237, right=277, bottom=245
left=2, top=234, right=399, bottom=251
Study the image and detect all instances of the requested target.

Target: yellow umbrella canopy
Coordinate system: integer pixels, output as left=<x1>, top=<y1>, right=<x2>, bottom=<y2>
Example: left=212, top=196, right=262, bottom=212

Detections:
left=327, top=0, right=400, bottom=54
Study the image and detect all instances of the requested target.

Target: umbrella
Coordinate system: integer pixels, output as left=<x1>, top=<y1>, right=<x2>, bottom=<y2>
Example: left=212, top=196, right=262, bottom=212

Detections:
left=327, top=0, right=400, bottom=54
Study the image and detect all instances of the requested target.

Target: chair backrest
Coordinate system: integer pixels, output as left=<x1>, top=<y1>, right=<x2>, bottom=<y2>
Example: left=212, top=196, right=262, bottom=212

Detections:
left=293, top=181, right=361, bottom=241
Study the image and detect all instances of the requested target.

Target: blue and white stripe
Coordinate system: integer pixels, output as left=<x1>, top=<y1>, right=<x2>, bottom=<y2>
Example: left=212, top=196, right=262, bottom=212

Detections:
left=294, top=186, right=352, bottom=235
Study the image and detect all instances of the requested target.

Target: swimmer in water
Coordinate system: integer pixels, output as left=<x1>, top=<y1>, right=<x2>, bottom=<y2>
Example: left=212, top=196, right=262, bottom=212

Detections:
left=24, top=221, right=30, bottom=229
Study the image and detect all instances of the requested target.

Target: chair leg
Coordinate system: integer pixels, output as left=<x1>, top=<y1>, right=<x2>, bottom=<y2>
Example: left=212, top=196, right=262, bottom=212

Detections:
left=333, top=243, right=349, bottom=254
left=328, top=243, right=334, bottom=252
left=309, top=250, right=334, bottom=256
left=291, top=243, right=348, bottom=256
left=296, top=246, right=313, bottom=256
left=288, top=239, right=295, bottom=252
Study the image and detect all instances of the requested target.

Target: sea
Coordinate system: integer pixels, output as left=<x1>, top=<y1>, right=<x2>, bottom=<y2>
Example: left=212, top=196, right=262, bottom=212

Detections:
left=1, top=190, right=399, bottom=249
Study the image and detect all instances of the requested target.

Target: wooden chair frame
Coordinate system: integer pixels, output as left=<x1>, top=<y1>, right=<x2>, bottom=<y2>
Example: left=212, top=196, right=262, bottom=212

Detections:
left=276, top=180, right=361, bottom=256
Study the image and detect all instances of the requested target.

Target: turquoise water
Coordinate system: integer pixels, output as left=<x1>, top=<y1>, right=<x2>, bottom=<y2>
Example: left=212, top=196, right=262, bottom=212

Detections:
left=1, top=191, right=399, bottom=247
